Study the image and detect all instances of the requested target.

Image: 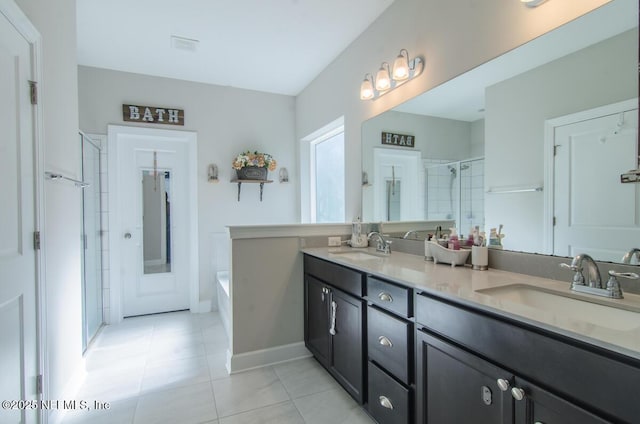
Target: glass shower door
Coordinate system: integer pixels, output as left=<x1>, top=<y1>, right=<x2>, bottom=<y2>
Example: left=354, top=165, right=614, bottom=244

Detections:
left=81, top=132, right=103, bottom=351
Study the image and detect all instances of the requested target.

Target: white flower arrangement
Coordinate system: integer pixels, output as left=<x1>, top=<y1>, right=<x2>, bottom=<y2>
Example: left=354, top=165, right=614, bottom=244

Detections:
left=232, top=151, right=277, bottom=171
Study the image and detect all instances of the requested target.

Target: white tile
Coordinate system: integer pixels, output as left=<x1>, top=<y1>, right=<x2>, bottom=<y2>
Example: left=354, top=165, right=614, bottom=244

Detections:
left=293, top=388, right=374, bottom=424
left=134, top=382, right=217, bottom=424
left=219, top=401, right=304, bottom=424
left=75, top=366, right=143, bottom=403
left=212, top=368, right=290, bottom=418
left=141, top=355, right=211, bottom=394
left=207, top=350, right=230, bottom=381
left=273, top=357, right=339, bottom=399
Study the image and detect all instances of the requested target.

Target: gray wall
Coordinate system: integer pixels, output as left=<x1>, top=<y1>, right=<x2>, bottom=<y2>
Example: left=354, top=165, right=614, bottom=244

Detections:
left=485, top=29, right=637, bottom=254
left=78, top=66, right=298, bottom=304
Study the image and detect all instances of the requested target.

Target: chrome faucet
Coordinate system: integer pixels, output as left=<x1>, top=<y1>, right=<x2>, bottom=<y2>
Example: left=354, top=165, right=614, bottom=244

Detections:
left=561, top=253, right=639, bottom=299
left=621, top=248, right=640, bottom=264
left=561, top=253, right=602, bottom=289
left=368, top=232, right=392, bottom=254
left=402, top=230, right=419, bottom=239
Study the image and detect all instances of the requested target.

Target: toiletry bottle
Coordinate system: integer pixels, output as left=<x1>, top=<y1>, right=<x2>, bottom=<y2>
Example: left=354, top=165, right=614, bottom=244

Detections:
left=448, top=228, right=460, bottom=250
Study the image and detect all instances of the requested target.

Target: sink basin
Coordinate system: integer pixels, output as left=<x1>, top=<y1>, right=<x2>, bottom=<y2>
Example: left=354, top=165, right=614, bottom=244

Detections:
left=476, top=284, right=640, bottom=331
left=328, top=250, right=387, bottom=261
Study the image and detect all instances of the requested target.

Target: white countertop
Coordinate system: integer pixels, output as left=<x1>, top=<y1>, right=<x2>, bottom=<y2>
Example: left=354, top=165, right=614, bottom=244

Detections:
left=302, top=247, right=640, bottom=361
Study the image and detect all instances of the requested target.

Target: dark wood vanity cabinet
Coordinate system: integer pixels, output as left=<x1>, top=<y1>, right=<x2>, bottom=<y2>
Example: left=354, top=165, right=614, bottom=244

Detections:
left=365, top=276, right=414, bottom=424
left=303, top=255, right=365, bottom=403
left=415, top=292, right=638, bottom=424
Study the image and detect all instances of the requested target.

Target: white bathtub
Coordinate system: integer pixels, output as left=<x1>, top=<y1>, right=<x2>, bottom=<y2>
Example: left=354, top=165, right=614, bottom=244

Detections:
left=216, top=271, right=230, bottom=343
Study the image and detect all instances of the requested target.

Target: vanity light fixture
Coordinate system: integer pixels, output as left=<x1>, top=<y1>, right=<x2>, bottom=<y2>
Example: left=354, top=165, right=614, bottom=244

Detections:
left=521, top=0, right=547, bottom=7
left=360, top=49, right=424, bottom=100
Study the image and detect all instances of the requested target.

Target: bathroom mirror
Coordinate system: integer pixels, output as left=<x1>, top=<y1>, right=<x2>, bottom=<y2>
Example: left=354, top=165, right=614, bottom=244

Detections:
left=361, top=0, right=639, bottom=264
left=142, top=170, right=172, bottom=274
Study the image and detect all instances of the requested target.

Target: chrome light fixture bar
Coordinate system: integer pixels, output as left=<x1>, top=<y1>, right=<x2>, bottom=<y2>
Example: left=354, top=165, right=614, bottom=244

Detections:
left=360, top=49, right=424, bottom=100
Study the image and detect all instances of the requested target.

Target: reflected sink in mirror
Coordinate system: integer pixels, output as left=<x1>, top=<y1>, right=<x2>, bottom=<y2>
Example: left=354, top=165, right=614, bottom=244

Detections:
left=476, top=284, right=640, bottom=331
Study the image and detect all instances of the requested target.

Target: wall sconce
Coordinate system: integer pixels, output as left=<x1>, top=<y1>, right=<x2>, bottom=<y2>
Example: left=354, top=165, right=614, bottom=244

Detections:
left=279, top=167, right=289, bottom=183
left=360, top=49, right=424, bottom=100
left=208, top=164, right=218, bottom=183
left=521, top=0, right=547, bottom=7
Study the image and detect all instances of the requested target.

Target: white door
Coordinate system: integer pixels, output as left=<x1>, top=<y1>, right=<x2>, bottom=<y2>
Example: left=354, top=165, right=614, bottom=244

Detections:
left=0, top=8, right=38, bottom=424
left=553, top=102, right=639, bottom=262
left=114, top=128, right=192, bottom=317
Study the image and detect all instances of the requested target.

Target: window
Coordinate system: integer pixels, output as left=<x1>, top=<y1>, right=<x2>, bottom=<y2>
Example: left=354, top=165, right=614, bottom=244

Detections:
left=310, top=127, right=345, bottom=223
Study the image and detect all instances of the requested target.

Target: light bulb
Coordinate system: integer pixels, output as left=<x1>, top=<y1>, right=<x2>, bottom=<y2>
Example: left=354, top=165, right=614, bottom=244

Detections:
left=392, top=51, right=409, bottom=81
left=360, top=77, right=374, bottom=100
left=375, top=65, right=391, bottom=91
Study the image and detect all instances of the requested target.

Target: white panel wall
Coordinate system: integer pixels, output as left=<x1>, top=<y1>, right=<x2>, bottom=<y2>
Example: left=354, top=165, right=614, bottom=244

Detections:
left=77, top=66, right=297, bottom=304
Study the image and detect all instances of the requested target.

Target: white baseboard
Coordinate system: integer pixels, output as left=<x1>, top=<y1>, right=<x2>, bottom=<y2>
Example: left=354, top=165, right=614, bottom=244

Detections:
left=228, top=342, right=312, bottom=373
left=48, top=357, right=86, bottom=424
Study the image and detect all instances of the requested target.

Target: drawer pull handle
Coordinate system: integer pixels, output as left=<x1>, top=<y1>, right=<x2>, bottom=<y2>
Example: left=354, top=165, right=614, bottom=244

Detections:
left=511, top=387, right=526, bottom=401
left=378, top=292, right=393, bottom=302
left=496, top=378, right=510, bottom=392
left=379, top=395, right=394, bottom=410
left=378, top=336, right=393, bottom=347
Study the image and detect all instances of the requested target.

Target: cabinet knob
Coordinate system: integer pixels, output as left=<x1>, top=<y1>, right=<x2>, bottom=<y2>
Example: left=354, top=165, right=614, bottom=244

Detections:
left=379, top=395, right=394, bottom=410
left=378, top=292, right=393, bottom=302
left=378, top=336, right=393, bottom=347
left=496, top=378, right=510, bottom=392
left=511, top=387, right=526, bottom=401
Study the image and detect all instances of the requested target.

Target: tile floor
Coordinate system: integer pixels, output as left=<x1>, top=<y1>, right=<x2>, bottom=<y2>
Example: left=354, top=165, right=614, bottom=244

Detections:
left=63, top=310, right=374, bottom=424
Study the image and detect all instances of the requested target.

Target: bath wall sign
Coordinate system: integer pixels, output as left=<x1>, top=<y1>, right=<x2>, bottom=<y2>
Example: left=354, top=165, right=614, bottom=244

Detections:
left=381, top=131, right=414, bottom=148
left=123, top=104, right=184, bottom=126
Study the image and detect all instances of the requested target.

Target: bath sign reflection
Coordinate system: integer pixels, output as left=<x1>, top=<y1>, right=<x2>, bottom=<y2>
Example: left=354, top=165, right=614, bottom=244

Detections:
left=381, top=131, right=414, bottom=148
left=123, top=104, right=184, bottom=126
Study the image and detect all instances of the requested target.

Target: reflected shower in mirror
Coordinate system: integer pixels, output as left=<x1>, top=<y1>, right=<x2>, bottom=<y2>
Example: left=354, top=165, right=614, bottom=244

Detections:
left=142, top=170, right=172, bottom=274
left=361, top=0, right=639, bottom=263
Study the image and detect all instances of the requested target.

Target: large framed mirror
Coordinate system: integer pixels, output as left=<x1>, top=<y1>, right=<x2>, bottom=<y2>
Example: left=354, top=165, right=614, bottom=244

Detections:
left=362, top=0, right=639, bottom=264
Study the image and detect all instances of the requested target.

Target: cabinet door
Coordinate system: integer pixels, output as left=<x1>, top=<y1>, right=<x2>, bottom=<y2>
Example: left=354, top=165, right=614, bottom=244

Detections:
left=513, top=377, right=612, bottom=424
left=304, top=275, right=331, bottom=367
left=416, top=329, right=514, bottom=424
left=331, top=288, right=365, bottom=404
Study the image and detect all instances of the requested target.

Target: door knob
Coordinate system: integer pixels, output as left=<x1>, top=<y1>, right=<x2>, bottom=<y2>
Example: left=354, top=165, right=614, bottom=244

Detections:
left=124, top=232, right=132, bottom=239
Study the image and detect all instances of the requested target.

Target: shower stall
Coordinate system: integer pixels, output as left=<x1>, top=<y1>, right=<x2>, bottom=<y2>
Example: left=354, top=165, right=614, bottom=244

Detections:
left=425, top=157, right=484, bottom=235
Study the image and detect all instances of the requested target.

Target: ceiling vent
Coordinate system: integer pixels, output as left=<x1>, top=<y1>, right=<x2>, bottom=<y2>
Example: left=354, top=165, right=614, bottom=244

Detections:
left=171, top=35, right=199, bottom=52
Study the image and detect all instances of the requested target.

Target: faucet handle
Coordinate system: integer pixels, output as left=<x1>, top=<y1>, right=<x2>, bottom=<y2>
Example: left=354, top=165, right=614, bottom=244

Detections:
left=605, top=270, right=639, bottom=299
left=560, top=262, right=585, bottom=287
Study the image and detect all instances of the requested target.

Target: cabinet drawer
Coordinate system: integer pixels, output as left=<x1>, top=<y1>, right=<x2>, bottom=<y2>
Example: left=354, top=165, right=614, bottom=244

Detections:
left=366, top=276, right=411, bottom=317
left=367, top=306, right=412, bottom=384
left=304, top=254, right=363, bottom=297
left=367, top=361, right=411, bottom=424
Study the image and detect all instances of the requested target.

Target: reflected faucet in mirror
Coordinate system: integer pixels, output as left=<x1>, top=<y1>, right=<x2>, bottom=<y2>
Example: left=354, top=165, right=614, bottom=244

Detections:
left=622, top=248, right=640, bottom=264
